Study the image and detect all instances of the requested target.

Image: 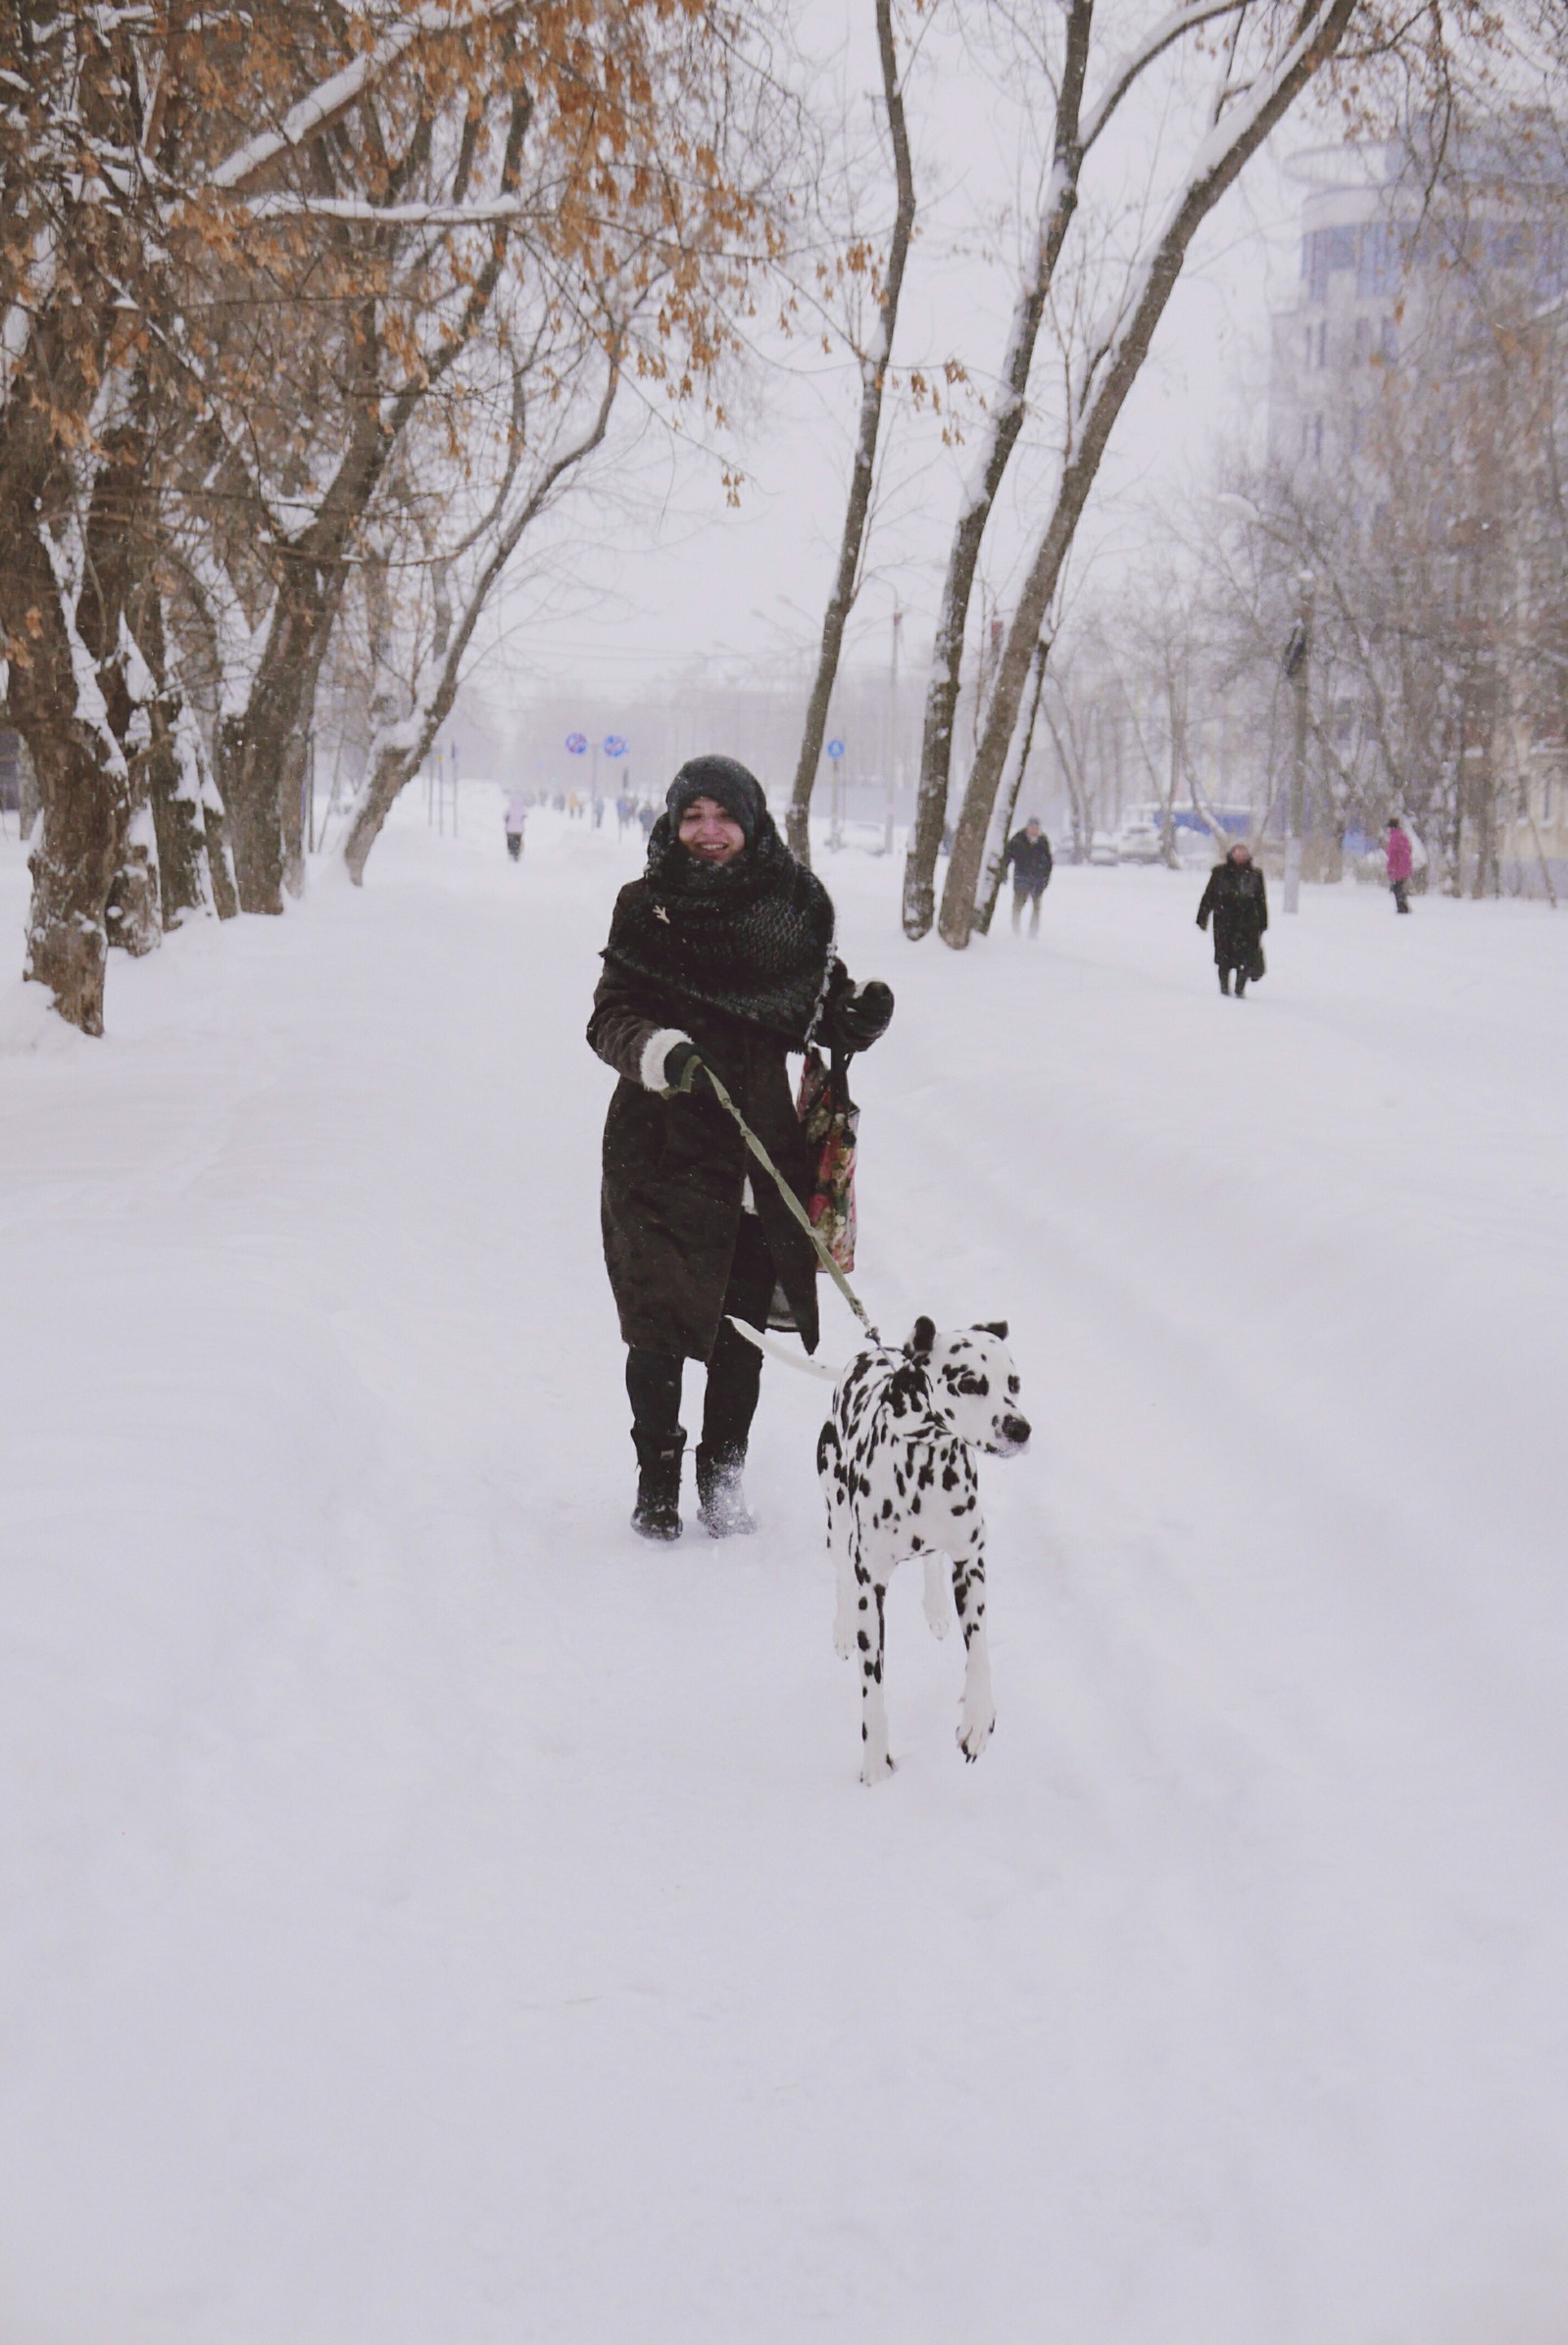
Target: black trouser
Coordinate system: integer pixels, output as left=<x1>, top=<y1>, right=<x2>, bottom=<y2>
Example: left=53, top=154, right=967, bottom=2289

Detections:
left=1218, top=960, right=1250, bottom=996
left=1392, top=878, right=1410, bottom=913
left=506, top=833, right=522, bottom=860
left=1011, top=883, right=1045, bottom=935
left=626, top=1217, right=777, bottom=1458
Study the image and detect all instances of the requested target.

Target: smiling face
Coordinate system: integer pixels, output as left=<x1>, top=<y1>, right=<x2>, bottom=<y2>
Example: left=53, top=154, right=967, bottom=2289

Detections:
left=678, top=796, right=746, bottom=865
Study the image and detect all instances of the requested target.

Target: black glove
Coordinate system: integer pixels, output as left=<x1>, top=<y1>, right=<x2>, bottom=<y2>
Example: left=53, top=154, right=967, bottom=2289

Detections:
left=663, top=1040, right=712, bottom=1096
left=833, top=979, right=894, bottom=1053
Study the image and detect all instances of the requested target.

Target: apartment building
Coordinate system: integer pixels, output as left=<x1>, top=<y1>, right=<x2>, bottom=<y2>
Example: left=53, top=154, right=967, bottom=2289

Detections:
left=1267, top=130, right=1568, bottom=894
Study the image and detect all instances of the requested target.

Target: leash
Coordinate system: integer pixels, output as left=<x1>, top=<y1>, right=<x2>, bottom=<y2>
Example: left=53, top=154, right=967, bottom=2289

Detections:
left=698, top=1061, right=881, bottom=1343
left=724, top=1316, right=840, bottom=1381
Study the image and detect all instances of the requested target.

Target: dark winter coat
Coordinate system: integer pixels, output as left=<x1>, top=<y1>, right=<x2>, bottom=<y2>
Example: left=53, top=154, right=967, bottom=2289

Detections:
left=588, top=956, right=817, bottom=1357
left=1004, top=829, right=1054, bottom=893
left=591, top=910, right=885, bottom=1362
left=1197, top=858, right=1268, bottom=970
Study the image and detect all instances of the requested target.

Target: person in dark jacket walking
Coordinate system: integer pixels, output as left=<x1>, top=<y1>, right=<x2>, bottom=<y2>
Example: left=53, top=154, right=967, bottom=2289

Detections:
left=588, top=755, right=894, bottom=1542
left=1003, top=817, right=1054, bottom=935
left=1197, top=841, right=1268, bottom=997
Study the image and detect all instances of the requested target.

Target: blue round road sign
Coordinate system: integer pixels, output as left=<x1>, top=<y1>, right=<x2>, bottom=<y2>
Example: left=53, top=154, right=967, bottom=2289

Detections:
left=565, top=732, right=588, bottom=755
left=603, top=735, right=628, bottom=757
left=826, top=738, right=845, bottom=759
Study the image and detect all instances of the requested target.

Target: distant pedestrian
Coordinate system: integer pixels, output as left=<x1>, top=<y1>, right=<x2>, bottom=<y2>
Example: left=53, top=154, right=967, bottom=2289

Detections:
left=1386, top=816, right=1414, bottom=913
left=1197, top=840, right=1268, bottom=998
left=638, top=801, right=657, bottom=841
left=504, top=792, right=527, bottom=861
left=593, top=797, right=606, bottom=829
left=1003, top=817, right=1054, bottom=936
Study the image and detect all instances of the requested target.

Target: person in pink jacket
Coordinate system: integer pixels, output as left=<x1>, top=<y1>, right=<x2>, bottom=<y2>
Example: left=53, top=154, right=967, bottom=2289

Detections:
left=1386, top=817, right=1414, bottom=913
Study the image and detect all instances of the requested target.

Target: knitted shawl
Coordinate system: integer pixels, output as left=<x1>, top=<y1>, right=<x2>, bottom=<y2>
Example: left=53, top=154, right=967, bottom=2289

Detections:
left=602, top=807, right=836, bottom=1047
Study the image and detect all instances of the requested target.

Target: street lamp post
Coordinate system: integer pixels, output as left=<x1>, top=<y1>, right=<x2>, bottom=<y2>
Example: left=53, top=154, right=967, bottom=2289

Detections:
left=1283, top=570, right=1313, bottom=916
left=886, top=601, right=902, bottom=855
left=1219, top=491, right=1313, bottom=914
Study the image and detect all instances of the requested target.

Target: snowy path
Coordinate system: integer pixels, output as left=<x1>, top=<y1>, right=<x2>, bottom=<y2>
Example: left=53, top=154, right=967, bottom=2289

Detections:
left=3, top=807, right=1566, bottom=2343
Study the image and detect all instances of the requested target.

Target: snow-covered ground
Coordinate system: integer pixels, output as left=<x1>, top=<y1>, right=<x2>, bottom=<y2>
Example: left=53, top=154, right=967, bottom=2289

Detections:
left=3, top=802, right=1566, bottom=2344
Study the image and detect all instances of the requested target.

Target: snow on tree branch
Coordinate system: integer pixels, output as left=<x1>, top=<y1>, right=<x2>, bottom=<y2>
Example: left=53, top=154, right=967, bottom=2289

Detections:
left=209, top=1, right=505, bottom=193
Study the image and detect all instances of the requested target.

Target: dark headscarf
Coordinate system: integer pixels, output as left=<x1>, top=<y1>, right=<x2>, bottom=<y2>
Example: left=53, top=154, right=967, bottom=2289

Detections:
left=602, top=759, right=836, bottom=1046
left=665, top=755, right=768, bottom=844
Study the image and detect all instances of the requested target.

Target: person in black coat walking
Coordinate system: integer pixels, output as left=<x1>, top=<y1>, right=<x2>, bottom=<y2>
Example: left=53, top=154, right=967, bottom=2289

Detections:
left=1197, top=841, right=1268, bottom=997
left=588, top=755, right=894, bottom=1542
left=1003, top=817, right=1054, bottom=935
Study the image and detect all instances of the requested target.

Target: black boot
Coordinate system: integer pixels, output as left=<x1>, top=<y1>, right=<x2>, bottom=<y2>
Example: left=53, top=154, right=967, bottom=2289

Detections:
left=631, top=1430, right=684, bottom=1541
left=695, top=1443, right=757, bottom=1539
left=1218, top=967, right=1231, bottom=995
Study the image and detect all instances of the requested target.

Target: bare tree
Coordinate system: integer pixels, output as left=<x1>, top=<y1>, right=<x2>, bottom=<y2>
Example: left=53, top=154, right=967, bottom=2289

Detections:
left=933, top=0, right=1368, bottom=947
left=783, top=0, right=917, bottom=863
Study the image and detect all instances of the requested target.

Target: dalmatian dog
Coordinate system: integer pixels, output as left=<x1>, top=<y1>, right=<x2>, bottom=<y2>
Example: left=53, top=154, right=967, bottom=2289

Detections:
left=818, top=1317, right=1031, bottom=1785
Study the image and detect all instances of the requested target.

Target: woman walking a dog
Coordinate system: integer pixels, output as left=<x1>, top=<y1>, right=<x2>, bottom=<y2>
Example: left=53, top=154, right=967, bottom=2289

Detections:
left=588, top=755, right=894, bottom=1542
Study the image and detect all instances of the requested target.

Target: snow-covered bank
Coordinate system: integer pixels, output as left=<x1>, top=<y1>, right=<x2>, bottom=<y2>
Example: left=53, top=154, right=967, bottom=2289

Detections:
left=3, top=811, right=1566, bottom=2343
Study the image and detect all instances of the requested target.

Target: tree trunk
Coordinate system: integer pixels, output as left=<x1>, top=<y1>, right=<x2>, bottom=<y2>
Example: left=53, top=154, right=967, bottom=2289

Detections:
left=220, top=706, right=285, bottom=914
left=343, top=729, right=423, bottom=883
left=144, top=602, right=214, bottom=928
left=902, top=0, right=1093, bottom=938
left=4, top=521, right=126, bottom=1034
left=939, top=0, right=1357, bottom=948
left=74, top=398, right=162, bottom=956
left=783, top=0, right=915, bottom=865
left=279, top=725, right=310, bottom=898
left=15, top=732, right=40, bottom=835
left=219, top=579, right=327, bottom=916
left=202, top=777, right=241, bottom=920
left=105, top=793, right=163, bottom=953
left=972, top=639, right=1049, bottom=936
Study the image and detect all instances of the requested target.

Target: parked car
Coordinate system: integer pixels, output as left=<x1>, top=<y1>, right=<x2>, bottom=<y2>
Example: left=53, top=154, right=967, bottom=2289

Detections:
left=825, top=817, right=893, bottom=856
left=1114, top=815, right=1164, bottom=863
left=1174, top=824, right=1221, bottom=868
left=1088, top=831, right=1120, bottom=866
